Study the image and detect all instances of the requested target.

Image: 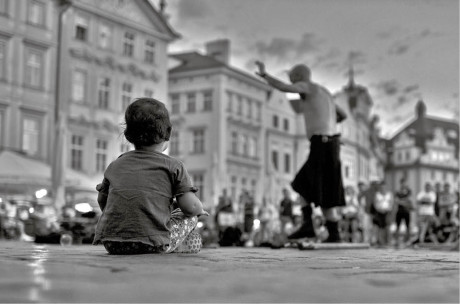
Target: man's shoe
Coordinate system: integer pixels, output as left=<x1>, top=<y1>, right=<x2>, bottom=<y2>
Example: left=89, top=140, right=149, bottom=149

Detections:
left=287, top=223, right=316, bottom=240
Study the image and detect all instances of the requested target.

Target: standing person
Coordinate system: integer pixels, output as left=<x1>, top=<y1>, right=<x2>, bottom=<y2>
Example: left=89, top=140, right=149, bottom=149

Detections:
left=357, top=182, right=371, bottom=244
left=341, top=186, right=360, bottom=242
left=93, top=98, right=208, bottom=255
left=372, top=181, right=394, bottom=247
left=241, top=190, right=255, bottom=243
left=438, top=183, right=456, bottom=226
left=215, top=188, right=233, bottom=238
left=255, top=61, right=346, bottom=243
left=279, top=188, right=294, bottom=235
left=394, top=178, right=414, bottom=247
left=416, top=182, right=438, bottom=244
left=434, top=182, right=442, bottom=218
left=257, top=198, right=277, bottom=245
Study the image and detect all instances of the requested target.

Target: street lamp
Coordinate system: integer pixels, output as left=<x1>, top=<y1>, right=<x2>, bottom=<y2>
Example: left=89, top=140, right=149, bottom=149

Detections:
left=51, top=0, right=72, bottom=210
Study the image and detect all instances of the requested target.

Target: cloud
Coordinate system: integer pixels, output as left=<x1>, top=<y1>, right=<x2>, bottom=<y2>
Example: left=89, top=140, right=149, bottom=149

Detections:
left=397, top=95, right=409, bottom=105
left=403, top=84, right=420, bottom=94
left=176, top=0, right=212, bottom=21
left=374, top=79, right=400, bottom=96
left=251, top=32, right=321, bottom=63
left=311, top=47, right=341, bottom=68
left=388, top=41, right=410, bottom=55
left=254, top=37, right=297, bottom=59
left=296, top=33, right=322, bottom=56
left=387, top=28, right=441, bottom=56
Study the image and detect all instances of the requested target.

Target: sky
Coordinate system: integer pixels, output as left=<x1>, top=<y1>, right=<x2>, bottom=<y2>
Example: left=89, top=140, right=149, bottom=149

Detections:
left=163, top=0, right=459, bottom=138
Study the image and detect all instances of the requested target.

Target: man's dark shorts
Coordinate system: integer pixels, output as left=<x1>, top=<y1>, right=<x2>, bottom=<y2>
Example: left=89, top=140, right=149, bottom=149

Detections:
left=291, top=134, right=345, bottom=209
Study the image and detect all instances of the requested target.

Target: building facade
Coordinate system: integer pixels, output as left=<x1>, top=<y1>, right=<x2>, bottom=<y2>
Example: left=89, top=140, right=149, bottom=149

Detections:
left=265, top=90, right=308, bottom=205
left=334, top=71, right=386, bottom=189
left=59, top=0, right=178, bottom=184
left=0, top=0, right=179, bottom=201
left=0, top=0, right=57, bottom=162
left=168, top=40, right=271, bottom=213
left=385, top=100, right=459, bottom=195
left=168, top=40, right=388, bottom=213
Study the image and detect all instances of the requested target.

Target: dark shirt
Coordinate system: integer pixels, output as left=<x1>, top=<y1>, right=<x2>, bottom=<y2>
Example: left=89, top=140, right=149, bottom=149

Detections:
left=280, top=198, right=293, bottom=217
left=395, top=187, right=412, bottom=210
left=93, top=150, right=196, bottom=247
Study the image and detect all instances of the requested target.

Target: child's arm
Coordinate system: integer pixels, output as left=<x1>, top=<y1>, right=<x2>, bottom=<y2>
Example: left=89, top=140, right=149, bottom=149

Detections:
left=96, top=179, right=109, bottom=211
left=176, top=192, right=208, bottom=217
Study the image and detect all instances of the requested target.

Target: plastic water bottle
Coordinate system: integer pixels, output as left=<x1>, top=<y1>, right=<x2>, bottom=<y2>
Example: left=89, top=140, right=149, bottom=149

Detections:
left=60, top=233, right=73, bottom=246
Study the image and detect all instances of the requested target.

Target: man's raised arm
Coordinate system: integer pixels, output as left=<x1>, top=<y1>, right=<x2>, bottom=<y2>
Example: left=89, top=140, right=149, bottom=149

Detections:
left=255, top=61, right=309, bottom=94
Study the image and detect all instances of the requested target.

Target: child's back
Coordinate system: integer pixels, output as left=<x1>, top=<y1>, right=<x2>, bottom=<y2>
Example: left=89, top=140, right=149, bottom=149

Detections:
left=93, top=98, right=206, bottom=254
left=94, top=149, right=194, bottom=247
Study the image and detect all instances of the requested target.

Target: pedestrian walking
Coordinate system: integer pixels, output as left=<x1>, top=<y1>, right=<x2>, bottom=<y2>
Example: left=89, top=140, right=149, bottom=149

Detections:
left=93, top=98, right=208, bottom=254
left=255, top=61, right=347, bottom=243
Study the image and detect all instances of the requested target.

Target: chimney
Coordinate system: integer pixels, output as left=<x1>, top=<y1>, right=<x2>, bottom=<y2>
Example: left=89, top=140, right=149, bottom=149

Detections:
left=205, top=39, right=230, bottom=65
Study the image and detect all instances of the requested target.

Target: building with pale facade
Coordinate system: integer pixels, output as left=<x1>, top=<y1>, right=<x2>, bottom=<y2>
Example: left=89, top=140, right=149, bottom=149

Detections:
left=385, top=100, right=459, bottom=195
left=0, top=0, right=58, bottom=162
left=0, top=0, right=179, bottom=201
left=334, top=70, right=386, bottom=189
left=168, top=40, right=271, bottom=213
left=168, top=40, right=390, bottom=214
left=60, top=0, right=178, bottom=185
left=0, top=0, right=58, bottom=194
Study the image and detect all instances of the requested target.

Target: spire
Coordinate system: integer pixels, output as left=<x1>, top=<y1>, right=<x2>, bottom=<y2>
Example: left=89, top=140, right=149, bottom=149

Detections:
left=347, top=52, right=355, bottom=89
left=416, top=100, right=426, bottom=118
left=348, top=62, right=355, bottom=88
left=159, top=0, right=166, bottom=13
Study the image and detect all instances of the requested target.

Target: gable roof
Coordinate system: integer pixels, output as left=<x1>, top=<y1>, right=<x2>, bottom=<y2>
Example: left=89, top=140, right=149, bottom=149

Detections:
left=169, top=51, right=269, bottom=89
left=141, top=0, right=181, bottom=40
left=389, top=113, right=459, bottom=155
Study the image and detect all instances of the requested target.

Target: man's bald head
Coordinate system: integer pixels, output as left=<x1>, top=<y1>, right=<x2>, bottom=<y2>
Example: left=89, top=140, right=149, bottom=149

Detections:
left=289, top=64, right=311, bottom=83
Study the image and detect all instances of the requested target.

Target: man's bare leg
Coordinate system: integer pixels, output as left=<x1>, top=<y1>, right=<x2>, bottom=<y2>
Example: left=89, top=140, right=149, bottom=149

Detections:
left=322, top=207, right=342, bottom=242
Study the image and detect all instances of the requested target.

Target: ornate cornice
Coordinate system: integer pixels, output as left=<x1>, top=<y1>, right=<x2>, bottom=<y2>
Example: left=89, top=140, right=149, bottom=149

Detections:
left=68, top=115, right=119, bottom=133
left=69, top=48, right=160, bottom=82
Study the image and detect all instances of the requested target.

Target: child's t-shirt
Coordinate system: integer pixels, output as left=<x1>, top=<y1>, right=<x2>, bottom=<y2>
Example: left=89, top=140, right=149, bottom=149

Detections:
left=93, top=150, right=196, bottom=247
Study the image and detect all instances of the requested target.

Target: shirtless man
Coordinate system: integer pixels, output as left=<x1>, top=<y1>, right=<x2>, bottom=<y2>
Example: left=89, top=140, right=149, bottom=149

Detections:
left=256, top=61, right=346, bottom=242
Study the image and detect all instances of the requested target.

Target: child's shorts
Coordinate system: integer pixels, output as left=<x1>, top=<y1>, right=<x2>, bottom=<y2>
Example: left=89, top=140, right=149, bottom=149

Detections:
left=103, top=209, right=202, bottom=255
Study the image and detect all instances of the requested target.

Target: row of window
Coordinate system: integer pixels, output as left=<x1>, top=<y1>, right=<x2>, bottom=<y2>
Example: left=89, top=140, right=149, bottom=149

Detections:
left=0, top=113, right=109, bottom=174
left=230, top=132, right=258, bottom=158
left=230, top=176, right=257, bottom=203
left=169, top=129, right=206, bottom=155
left=74, top=13, right=157, bottom=64
left=271, top=150, right=291, bottom=174
left=272, top=114, right=290, bottom=132
left=227, top=91, right=262, bottom=121
left=70, top=135, right=108, bottom=172
left=338, top=123, right=370, bottom=148
left=0, top=0, right=47, bottom=27
left=342, top=158, right=370, bottom=180
left=0, top=39, right=47, bottom=88
left=72, top=70, right=154, bottom=110
left=169, top=91, right=213, bottom=114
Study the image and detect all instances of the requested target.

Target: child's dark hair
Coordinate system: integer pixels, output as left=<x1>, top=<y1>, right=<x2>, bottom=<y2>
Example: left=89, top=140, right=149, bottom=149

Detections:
left=124, top=98, right=172, bottom=149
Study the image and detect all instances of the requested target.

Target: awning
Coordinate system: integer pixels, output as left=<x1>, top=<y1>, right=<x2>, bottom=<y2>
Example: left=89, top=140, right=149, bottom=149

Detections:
left=0, top=150, right=101, bottom=195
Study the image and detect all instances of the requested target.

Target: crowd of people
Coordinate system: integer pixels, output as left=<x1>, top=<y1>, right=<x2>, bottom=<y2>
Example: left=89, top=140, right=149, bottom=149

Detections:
left=211, top=179, right=459, bottom=249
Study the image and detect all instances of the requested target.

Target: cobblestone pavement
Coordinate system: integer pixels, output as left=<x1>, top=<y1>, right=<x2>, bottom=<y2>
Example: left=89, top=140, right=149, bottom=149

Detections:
left=0, top=240, right=458, bottom=303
